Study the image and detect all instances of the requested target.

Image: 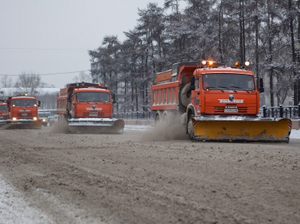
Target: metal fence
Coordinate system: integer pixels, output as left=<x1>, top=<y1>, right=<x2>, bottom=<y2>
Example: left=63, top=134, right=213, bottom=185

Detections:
left=113, top=111, right=155, bottom=120
left=261, top=105, right=300, bottom=119
left=113, top=105, right=300, bottom=120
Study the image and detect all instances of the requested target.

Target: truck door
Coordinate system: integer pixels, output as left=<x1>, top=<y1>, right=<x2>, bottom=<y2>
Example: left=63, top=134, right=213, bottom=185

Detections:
left=191, top=76, right=200, bottom=106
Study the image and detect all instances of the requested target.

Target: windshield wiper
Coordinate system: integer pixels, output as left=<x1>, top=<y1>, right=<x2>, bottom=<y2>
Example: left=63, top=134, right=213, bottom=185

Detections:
left=215, top=86, right=227, bottom=92
left=228, top=85, right=242, bottom=89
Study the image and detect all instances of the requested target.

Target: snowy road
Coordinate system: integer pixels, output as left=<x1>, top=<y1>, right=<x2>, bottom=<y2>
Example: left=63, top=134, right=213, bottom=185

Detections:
left=0, top=126, right=299, bottom=224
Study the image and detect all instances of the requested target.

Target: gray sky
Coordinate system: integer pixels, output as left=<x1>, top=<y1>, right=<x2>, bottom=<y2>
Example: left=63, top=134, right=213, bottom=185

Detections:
left=0, top=0, right=167, bottom=88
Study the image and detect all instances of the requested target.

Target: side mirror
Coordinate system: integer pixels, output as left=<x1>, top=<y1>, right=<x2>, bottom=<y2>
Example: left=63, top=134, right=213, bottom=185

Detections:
left=111, top=93, right=116, bottom=104
left=258, top=78, right=264, bottom=93
left=38, top=100, right=41, bottom=107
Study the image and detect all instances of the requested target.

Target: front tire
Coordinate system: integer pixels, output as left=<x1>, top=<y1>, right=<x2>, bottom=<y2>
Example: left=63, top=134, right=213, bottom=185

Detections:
left=187, top=115, right=195, bottom=140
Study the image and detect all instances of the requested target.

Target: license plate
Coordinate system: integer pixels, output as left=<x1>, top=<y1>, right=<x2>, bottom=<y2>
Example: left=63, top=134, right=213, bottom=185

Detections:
left=224, top=109, right=238, bottom=113
left=22, top=113, right=28, bottom=116
left=89, top=112, right=98, bottom=116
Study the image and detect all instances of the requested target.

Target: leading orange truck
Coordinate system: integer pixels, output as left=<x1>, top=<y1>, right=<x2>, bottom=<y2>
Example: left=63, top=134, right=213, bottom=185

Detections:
left=151, top=60, right=291, bottom=142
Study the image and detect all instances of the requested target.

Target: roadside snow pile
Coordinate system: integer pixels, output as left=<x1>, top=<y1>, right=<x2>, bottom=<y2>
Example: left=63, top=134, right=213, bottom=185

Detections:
left=290, top=129, right=300, bottom=139
left=0, top=175, right=53, bottom=224
left=124, top=125, right=151, bottom=131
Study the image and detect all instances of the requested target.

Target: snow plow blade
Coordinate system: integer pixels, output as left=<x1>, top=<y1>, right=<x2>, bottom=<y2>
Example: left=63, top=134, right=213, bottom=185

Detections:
left=68, top=118, right=125, bottom=134
left=0, top=120, right=42, bottom=129
left=191, top=117, right=291, bottom=142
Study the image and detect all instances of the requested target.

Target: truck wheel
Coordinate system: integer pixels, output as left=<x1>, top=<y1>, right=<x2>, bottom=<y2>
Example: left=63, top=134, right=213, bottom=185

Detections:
left=180, top=83, right=191, bottom=107
left=154, top=111, right=162, bottom=125
left=162, top=111, right=173, bottom=125
left=187, top=116, right=195, bottom=140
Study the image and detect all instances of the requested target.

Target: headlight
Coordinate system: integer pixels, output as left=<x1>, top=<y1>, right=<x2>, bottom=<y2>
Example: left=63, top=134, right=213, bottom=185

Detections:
left=12, top=117, right=17, bottom=121
left=42, top=118, right=46, bottom=122
left=33, top=117, right=38, bottom=121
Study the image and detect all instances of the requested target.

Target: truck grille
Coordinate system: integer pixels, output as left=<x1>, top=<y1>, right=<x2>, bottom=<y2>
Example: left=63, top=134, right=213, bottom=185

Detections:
left=83, top=112, right=105, bottom=117
left=17, top=113, right=33, bottom=117
left=214, top=107, right=247, bottom=113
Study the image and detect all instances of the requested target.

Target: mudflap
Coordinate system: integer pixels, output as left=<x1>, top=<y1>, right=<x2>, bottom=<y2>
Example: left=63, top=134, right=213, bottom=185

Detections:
left=68, top=118, right=125, bottom=134
left=192, top=117, right=291, bottom=143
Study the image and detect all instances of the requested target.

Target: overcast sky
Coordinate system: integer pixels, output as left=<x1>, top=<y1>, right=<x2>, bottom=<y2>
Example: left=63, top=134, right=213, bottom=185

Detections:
left=0, top=0, right=170, bottom=88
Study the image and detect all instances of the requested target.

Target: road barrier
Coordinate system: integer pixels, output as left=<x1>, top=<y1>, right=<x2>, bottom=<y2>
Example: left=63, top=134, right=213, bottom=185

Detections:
left=114, top=105, right=300, bottom=129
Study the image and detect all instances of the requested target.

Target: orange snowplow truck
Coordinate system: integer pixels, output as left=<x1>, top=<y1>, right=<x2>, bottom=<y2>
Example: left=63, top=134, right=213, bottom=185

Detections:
left=57, top=82, right=124, bottom=133
left=151, top=60, right=291, bottom=142
left=0, top=94, right=42, bottom=129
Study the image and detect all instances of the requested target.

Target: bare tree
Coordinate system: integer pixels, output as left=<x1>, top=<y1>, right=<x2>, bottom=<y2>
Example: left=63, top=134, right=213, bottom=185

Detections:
left=0, top=75, right=13, bottom=88
left=14, top=73, right=42, bottom=95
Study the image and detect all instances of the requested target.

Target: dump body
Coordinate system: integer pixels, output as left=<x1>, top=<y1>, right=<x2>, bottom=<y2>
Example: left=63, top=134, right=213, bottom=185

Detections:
left=151, top=62, right=200, bottom=113
left=57, top=82, right=124, bottom=133
left=1, top=95, right=42, bottom=129
left=151, top=61, right=291, bottom=142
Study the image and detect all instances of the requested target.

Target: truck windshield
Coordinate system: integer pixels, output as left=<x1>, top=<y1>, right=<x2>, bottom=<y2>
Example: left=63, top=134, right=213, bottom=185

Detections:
left=12, top=99, right=36, bottom=106
left=202, top=73, right=255, bottom=91
left=76, top=92, right=110, bottom=102
left=0, top=105, right=5, bottom=111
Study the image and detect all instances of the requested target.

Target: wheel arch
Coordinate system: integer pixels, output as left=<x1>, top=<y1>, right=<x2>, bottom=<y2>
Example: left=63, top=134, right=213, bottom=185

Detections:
left=186, top=104, right=196, bottom=119
left=154, top=110, right=163, bottom=123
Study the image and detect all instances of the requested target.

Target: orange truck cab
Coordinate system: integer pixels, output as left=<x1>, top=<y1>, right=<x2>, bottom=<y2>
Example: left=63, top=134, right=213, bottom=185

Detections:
left=57, top=82, right=114, bottom=119
left=5, top=94, right=42, bottom=128
left=188, top=62, right=260, bottom=117
left=57, top=82, right=124, bottom=133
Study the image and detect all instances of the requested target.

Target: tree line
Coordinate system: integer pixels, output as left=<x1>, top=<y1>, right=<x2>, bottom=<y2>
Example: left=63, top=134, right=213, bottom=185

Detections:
left=1, top=73, right=54, bottom=89
left=89, top=0, right=300, bottom=113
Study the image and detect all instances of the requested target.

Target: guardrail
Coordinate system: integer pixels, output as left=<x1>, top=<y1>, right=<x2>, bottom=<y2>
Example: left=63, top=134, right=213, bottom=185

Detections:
left=114, top=106, right=300, bottom=129
left=262, top=104, right=300, bottom=119
left=114, top=105, right=300, bottom=120
left=113, top=111, right=155, bottom=120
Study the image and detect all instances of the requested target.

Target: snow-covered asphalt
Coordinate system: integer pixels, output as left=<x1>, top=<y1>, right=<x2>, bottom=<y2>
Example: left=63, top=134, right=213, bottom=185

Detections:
left=0, top=126, right=299, bottom=224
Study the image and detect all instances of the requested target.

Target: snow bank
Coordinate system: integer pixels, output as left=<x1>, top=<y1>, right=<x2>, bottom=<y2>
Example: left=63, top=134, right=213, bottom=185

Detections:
left=124, top=125, right=151, bottom=131
left=290, top=129, right=300, bottom=139
left=0, top=175, right=53, bottom=224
